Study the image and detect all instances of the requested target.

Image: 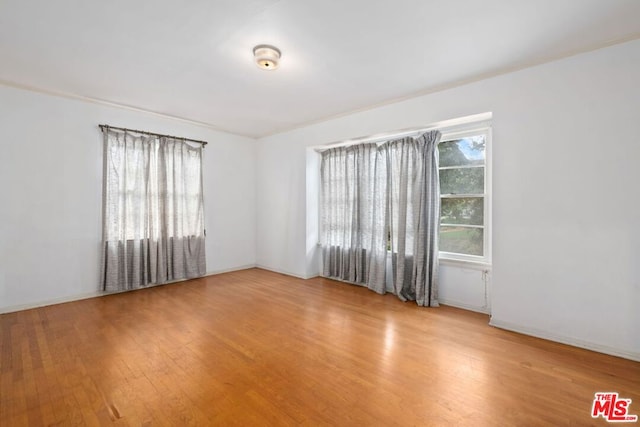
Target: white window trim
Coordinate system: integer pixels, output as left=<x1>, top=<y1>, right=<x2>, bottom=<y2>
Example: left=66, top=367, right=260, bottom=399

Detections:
left=438, top=125, right=492, bottom=266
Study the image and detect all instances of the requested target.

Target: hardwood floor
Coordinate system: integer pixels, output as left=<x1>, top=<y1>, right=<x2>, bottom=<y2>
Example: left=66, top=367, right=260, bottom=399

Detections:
left=1, top=268, right=638, bottom=426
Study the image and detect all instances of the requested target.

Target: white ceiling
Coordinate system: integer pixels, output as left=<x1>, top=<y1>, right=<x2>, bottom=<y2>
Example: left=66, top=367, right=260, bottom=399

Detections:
left=1, top=0, right=639, bottom=138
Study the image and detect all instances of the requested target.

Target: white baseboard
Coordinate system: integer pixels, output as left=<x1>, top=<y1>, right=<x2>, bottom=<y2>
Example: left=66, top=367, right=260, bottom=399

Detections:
left=439, top=298, right=490, bottom=314
left=255, top=264, right=312, bottom=279
left=205, top=264, right=257, bottom=277
left=489, top=318, right=640, bottom=362
left=0, top=264, right=259, bottom=314
left=0, top=291, right=104, bottom=314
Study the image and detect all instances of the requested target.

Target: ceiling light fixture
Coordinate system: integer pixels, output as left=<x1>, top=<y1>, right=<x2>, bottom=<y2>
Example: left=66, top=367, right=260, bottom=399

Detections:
left=253, top=44, right=281, bottom=70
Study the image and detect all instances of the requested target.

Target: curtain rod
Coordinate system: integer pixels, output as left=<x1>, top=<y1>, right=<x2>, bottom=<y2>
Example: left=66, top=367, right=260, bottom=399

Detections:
left=98, top=124, right=208, bottom=146
left=315, top=126, right=434, bottom=152
left=313, top=112, right=493, bottom=153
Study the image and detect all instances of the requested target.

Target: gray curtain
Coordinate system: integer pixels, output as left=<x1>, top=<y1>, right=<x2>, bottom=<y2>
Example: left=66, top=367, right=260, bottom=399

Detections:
left=387, top=131, right=441, bottom=306
left=101, top=128, right=206, bottom=291
left=320, top=143, right=387, bottom=293
left=320, top=130, right=441, bottom=306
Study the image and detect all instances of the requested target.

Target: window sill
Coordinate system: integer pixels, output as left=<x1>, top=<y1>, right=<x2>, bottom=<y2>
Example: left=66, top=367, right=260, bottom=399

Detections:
left=439, top=256, right=491, bottom=270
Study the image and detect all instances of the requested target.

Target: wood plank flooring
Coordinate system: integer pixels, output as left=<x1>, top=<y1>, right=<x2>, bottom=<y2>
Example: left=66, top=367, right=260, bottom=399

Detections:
left=1, top=268, right=638, bottom=426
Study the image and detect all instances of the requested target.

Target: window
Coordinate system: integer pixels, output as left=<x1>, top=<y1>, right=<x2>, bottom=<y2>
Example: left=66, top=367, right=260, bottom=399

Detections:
left=438, top=128, right=490, bottom=263
left=315, top=117, right=492, bottom=266
left=122, top=143, right=203, bottom=240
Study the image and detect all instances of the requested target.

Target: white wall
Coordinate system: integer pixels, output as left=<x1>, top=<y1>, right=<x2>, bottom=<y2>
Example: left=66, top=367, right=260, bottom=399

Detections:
left=256, top=39, right=640, bottom=360
left=0, top=85, right=256, bottom=312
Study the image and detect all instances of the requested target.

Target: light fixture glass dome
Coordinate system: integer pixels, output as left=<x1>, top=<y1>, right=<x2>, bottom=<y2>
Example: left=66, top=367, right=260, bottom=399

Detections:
left=253, top=45, right=281, bottom=70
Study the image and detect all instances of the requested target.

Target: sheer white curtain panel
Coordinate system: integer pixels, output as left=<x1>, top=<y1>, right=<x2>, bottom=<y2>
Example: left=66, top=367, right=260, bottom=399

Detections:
left=101, top=128, right=206, bottom=291
left=320, top=130, right=441, bottom=306
left=320, top=143, right=388, bottom=293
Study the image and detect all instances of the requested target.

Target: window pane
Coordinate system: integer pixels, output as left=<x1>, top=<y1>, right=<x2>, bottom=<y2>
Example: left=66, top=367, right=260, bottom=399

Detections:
left=439, top=136, right=485, bottom=167
left=440, top=226, right=483, bottom=256
left=441, top=197, right=483, bottom=225
left=440, top=167, right=484, bottom=195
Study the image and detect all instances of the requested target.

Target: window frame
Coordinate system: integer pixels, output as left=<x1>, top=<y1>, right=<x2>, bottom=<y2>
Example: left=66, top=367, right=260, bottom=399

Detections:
left=438, top=126, right=492, bottom=266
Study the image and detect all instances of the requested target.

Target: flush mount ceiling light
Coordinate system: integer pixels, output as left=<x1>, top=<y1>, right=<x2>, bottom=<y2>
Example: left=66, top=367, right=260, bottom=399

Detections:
left=253, top=44, right=281, bottom=70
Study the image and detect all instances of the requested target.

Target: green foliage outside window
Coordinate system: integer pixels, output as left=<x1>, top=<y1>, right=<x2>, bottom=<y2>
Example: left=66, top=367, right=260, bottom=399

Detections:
left=438, top=135, right=486, bottom=258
